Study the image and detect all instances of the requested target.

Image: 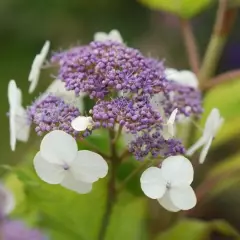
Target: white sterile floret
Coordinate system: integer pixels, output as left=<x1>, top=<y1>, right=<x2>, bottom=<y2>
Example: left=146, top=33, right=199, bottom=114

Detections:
left=94, top=29, right=123, bottom=43
left=71, top=116, right=93, bottom=131
left=140, top=156, right=196, bottom=212
left=44, top=80, right=85, bottom=111
left=187, top=108, right=224, bottom=164
left=8, top=80, right=30, bottom=151
left=165, top=68, right=198, bottom=89
left=28, top=40, right=50, bottom=94
left=0, top=184, right=15, bottom=216
left=33, top=130, right=108, bottom=193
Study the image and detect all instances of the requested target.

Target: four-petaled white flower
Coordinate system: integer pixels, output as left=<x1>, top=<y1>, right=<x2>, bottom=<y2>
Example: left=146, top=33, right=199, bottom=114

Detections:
left=165, top=68, right=198, bottom=89
left=141, top=156, right=196, bottom=212
left=33, top=130, right=108, bottom=193
left=71, top=116, right=93, bottom=131
left=186, top=108, right=224, bottom=164
left=28, top=40, right=50, bottom=94
left=94, top=29, right=123, bottom=43
left=0, top=184, right=15, bottom=216
left=44, top=80, right=85, bottom=112
left=8, top=80, right=30, bottom=151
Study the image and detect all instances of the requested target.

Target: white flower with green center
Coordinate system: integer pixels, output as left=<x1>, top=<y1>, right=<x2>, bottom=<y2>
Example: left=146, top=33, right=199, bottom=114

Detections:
left=28, top=40, right=50, bottom=94
left=0, top=184, right=15, bottom=216
left=187, top=108, right=224, bottom=164
left=94, top=29, right=123, bottom=43
left=8, top=80, right=30, bottom=151
left=140, top=156, right=196, bottom=212
left=33, top=130, right=108, bottom=193
left=165, top=68, right=198, bottom=89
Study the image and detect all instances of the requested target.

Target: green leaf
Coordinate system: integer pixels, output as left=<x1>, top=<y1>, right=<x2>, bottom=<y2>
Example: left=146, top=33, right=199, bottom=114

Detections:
left=106, top=194, right=147, bottom=240
left=155, top=219, right=240, bottom=240
left=7, top=163, right=147, bottom=240
left=139, top=0, right=214, bottom=18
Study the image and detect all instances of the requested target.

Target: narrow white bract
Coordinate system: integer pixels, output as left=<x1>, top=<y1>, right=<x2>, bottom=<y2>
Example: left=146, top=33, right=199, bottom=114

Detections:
left=162, top=108, right=178, bottom=140
left=8, top=80, right=30, bottom=151
left=94, top=29, right=123, bottom=43
left=140, top=155, right=196, bottom=212
left=33, top=130, right=108, bottom=193
left=187, top=108, right=224, bottom=163
left=28, top=40, right=50, bottom=94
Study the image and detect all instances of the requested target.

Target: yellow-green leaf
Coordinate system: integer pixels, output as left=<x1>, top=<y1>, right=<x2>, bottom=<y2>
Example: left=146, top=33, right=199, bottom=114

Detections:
left=139, top=0, right=214, bottom=18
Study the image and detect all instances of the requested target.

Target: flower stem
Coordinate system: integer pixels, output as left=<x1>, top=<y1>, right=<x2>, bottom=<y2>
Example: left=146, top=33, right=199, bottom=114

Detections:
left=180, top=18, right=200, bottom=74
left=98, top=130, right=119, bottom=240
left=112, top=125, right=123, bottom=144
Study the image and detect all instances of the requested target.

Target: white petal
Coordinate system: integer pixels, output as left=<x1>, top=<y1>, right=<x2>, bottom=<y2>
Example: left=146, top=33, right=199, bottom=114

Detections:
left=204, top=108, right=224, bottom=138
left=33, top=152, right=65, bottom=184
left=71, top=150, right=108, bottom=183
left=161, top=156, right=194, bottom=186
left=140, top=167, right=166, bottom=199
left=71, top=116, right=93, bottom=131
left=40, top=40, right=50, bottom=59
left=28, top=41, right=50, bottom=94
left=179, top=70, right=198, bottom=88
left=109, top=30, right=123, bottom=43
left=165, top=68, right=178, bottom=79
left=8, top=80, right=18, bottom=110
left=161, top=125, right=172, bottom=140
left=167, top=108, right=178, bottom=125
left=186, top=136, right=206, bottom=156
left=157, top=192, right=180, bottom=212
left=61, top=172, right=92, bottom=194
left=164, top=108, right=178, bottom=139
left=170, top=185, right=197, bottom=210
left=9, top=111, right=16, bottom=151
left=0, top=184, right=15, bottom=216
left=94, top=32, right=108, bottom=42
left=15, top=108, right=30, bottom=142
left=199, top=137, right=213, bottom=164
left=28, top=67, right=40, bottom=94
left=40, top=130, right=78, bottom=165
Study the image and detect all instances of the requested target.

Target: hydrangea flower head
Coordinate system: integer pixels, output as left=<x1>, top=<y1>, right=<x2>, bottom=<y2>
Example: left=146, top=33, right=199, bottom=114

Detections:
left=33, top=130, right=108, bottom=193
left=140, top=155, right=196, bottom=212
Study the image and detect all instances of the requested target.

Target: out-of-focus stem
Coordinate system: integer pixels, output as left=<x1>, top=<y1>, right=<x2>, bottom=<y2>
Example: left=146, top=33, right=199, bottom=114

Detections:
left=199, top=0, right=237, bottom=87
left=202, top=69, right=240, bottom=90
left=180, top=19, right=200, bottom=74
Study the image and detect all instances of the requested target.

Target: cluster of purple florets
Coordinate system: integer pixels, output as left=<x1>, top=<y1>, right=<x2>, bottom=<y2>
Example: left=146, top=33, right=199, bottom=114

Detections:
left=51, top=41, right=168, bottom=99
left=27, top=38, right=203, bottom=160
left=129, top=131, right=185, bottom=160
left=27, top=95, right=91, bottom=137
left=92, top=95, right=162, bottom=133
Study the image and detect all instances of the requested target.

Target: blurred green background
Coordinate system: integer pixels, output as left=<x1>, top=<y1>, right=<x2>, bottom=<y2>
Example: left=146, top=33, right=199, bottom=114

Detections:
left=1, top=0, right=240, bottom=239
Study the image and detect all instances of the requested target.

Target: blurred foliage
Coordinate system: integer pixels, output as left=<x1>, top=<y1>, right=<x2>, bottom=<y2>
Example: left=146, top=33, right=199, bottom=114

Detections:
left=139, top=0, right=214, bottom=18
left=155, top=219, right=240, bottom=240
